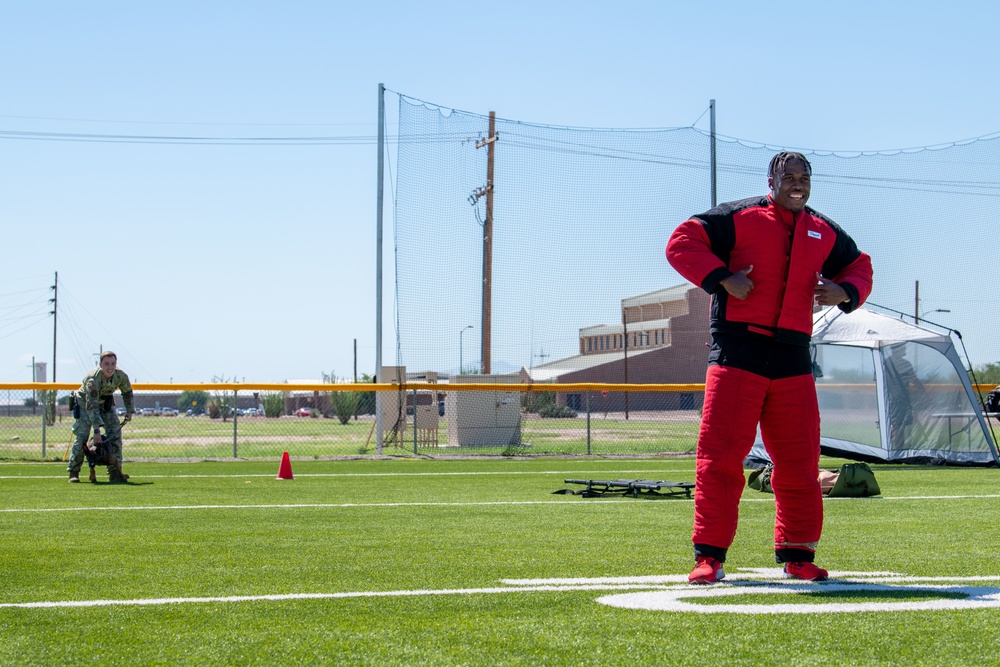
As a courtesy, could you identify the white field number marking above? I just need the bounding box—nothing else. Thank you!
[593,569,1000,614]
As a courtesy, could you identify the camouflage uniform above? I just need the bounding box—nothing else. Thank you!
[67,368,135,477]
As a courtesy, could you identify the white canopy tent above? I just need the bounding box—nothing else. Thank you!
[749,307,999,467]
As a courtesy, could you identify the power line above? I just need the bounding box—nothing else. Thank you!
[0,113,374,127]
[0,128,473,146]
[0,129,382,145]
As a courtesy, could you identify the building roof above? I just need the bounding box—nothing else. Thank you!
[621,284,691,308]
[522,347,658,382]
[580,317,673,336]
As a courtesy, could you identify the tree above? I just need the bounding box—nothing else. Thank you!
[355,373,375,415]
[178,390,210,414]
[208,375,235,421]
[972,363,1000,386]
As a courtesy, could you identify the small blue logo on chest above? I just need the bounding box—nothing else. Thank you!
[807,230,822,239]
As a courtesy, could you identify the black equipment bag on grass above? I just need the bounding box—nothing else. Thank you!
[827,462,880,497]
[748,462,880,497]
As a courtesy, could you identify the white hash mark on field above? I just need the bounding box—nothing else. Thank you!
[5,571,1000,613]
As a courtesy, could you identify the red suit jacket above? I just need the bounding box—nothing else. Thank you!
[667,195,873,346]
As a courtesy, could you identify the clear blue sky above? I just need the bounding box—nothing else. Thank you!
[2,1,997,383]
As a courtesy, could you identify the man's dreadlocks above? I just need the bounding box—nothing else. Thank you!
[768,151,812,179]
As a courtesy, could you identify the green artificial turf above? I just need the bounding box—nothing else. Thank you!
[2,458,1000,666]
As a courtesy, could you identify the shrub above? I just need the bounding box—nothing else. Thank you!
[522,390,555,413]
[538,403,577,418]
[261,391,286,418]
[330,391,356,425]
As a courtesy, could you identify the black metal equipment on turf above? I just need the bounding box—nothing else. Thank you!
[556,479,694,498]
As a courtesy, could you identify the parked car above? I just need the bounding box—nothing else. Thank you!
[116,407,127,416]
[294,407,313,417]
[161,408,179,417]
[139,408,155,416]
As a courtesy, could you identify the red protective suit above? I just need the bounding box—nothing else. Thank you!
[667,194,873,564]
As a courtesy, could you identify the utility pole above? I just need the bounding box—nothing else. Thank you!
[49,272,57,384]
[29,357,36,415]
[710,99,717,207]
[472,112,497,375]
[375,83,386,455]
[622,306,630,420]
[48,272,58,427]
[914,280,920,324]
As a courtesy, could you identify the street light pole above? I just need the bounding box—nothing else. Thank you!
[459,325,473,376]
[918,308,950,324]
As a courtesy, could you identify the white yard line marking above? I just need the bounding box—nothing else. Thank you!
[0,500,669,513]
[0,584,662,609]
[5,571,1000,613]
[4,493,1000,514]
[0,469,695,480]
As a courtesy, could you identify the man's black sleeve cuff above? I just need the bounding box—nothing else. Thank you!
[838,283,860,313]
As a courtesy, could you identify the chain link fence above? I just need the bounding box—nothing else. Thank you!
[0,383,703,461]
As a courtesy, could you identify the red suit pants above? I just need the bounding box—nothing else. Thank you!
[693,364,822,561]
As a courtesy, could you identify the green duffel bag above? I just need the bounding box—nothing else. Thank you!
[827,462,881,498]
[747,464,774,493]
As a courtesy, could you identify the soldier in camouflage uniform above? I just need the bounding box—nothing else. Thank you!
[67,351,136,483]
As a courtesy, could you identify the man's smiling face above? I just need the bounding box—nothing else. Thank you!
[769,158,811,213]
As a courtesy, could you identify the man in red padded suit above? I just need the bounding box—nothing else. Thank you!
[666,152,873,584]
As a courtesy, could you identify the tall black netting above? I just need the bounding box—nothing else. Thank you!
[393,93,1000,377]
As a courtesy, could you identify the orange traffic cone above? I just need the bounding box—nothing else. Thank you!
[276,451,294,480]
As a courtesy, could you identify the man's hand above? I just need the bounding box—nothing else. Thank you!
[123,412,133,424]
[814,272,849,306]
[720,265,754,300]
[92,433,103,447]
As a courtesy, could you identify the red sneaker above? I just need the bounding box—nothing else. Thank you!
[783,562,829,581]
[688,557,725,585]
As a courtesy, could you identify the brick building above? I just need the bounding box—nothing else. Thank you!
[519,284,710,411]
